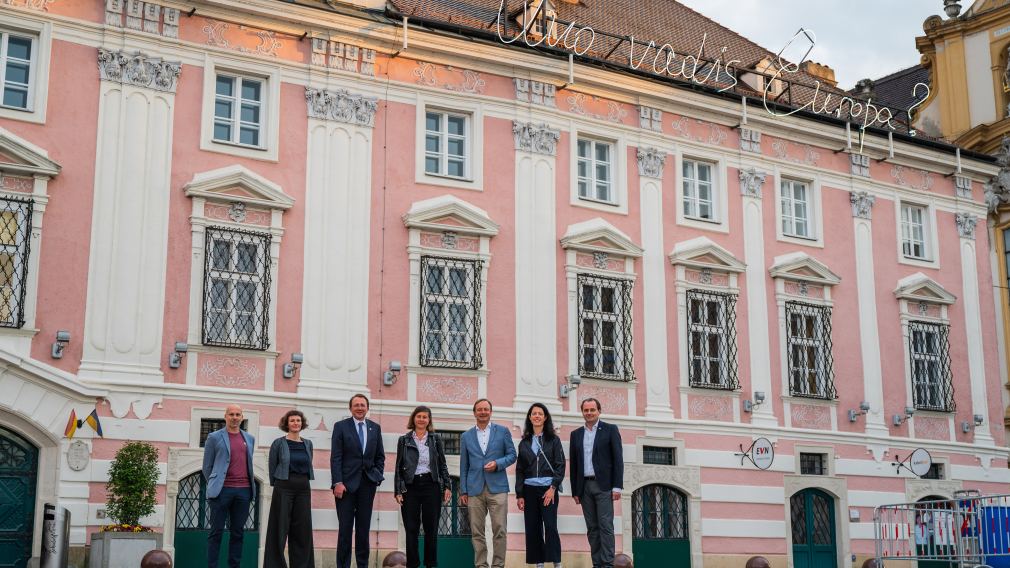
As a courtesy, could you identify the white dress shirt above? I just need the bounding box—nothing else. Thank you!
[353,417,367,451]
[476,424,491,454]
[413,431,431,474]
[582,421,598,477]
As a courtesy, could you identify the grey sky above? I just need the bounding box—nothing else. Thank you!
[676,0,945,89]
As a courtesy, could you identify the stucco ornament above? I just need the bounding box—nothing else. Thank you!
[738,167,766,198]
[955,212,977,240]
[985,137,1010,213]
[512,121,560,155]
[97,48,181,93]
[636,147,666,179]
[850,191,876,219]
[305,87,377,127]
[228,202,247,223]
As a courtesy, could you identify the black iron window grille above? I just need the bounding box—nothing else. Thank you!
[0,197,31,329]
[633,484,689,540]
[686,289,738,390]
[176,472,259,531]
[198,418,248,448]
[578,274,634,381]
[436,476,470,537]
[786,301,837,400]
[438,430,464,456]
[908,320,955,412]
[202,227,271,350]
[642,445,675,466]
[420,256,483,369]
[799,453,827,475]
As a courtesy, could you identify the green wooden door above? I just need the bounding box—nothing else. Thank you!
[419,476,472,568]
[631,485,691,567]
[790,489,836,568]
[174,472,260,568]
[0,426,37,568]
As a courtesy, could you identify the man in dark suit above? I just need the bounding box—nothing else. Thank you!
[569,397,623,568]
[331,393,385,568]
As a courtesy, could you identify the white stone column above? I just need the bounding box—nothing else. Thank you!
[739,168,776,426]
[637,148,674,420]
[80,49,181,383]
[512,121,560,408]
[298,88,377,398]
[850,191,888,435]
[955,213,995,445]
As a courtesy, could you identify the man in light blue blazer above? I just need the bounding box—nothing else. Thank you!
[202,404,256,568]
[460,398,516,568]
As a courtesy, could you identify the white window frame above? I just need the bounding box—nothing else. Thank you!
[423,109,470,181]
[682,158,717,222]
[212,74,264,149]
[0,14,50,124]
[568,126,628,214]
[576,137,615,205]
[414,94,484,191]
[419,256,482,368]
[200,57,280,161]
[674,152,728,232]
[896,200,939,268]
[774,169,823,247]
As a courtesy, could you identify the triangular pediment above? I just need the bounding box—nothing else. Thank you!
[184,165,294,210]
[668,237,745,273]
[403,195,499,237]
[769,252,841,286]
[894,272,956,305]
[560,218,643,258]
[0,127,60,178]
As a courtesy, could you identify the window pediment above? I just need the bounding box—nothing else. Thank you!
[894,272,956,305]
[561,218,643,258]
[668,237,744,273]
[184,165,293,210]
[769,252,840,286]
[0,127,60,178]
[403,195,499,237]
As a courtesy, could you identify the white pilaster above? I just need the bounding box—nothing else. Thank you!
[956,213,994,445]
[81,49,181,383]
[850,192,888,435]
[739,168,775,426]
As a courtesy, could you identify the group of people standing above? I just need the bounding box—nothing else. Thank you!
[201,395,624,568]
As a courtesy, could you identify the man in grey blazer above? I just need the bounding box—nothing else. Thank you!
[202,404,255,568]
[460,398,516,568]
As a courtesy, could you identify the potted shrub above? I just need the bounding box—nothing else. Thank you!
[89,441,164,568]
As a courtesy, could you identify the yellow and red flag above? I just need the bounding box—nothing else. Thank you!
[64,409,77,439]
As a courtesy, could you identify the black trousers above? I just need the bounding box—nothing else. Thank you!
[264,473,315,568]
[401,473,441,568]
[522,485,561,564]
[207,486,252,568]
[335,480,378,568]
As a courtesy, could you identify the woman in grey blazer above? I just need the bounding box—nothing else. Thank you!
[264,409,315,568]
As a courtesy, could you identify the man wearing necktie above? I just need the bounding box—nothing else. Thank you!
[331,393,385,568]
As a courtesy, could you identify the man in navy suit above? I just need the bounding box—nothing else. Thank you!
[202,404,255,568]
[331,393,385,568]
[459,398,516,568]
[569,398,623,568]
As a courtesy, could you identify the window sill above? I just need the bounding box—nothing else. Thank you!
[405,365,488,378]
[417,173,483,192]
[577,375,638,389]
[190,344,279,358]
[898,254,940,270]
[200,138,278,163]
[777,233,824,249]
[0,326,38,338]
[782,395,837,407]
[678,385,739,397]
[676,215,729,234]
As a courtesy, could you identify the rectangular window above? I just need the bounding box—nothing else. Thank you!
[786,301,836,399]
[682,159,715,221]
[425,110,469,179]
[908,320,954,412]
[642,445,675,466]
[420,256,483,369]
[921,463,945,480]
[439,430,464,456]
[578,274,633,380]
[799,452,827,475]
[901,204,929,260]
[0,196,31,328]
[577,138,614,204]
[686,289,739,390]
[780,179,812,238]
[202,227,271,350]
[0,31,34,110]
[213,74,263,147]
[198,418,247,447]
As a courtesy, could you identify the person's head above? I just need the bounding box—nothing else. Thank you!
[224,405,244,431]
[580,398,601,425]
[279,409,307,434]
[349,394,369,420]
[472,398,493,426]
[523,403,555,440]
[407,405,434,433]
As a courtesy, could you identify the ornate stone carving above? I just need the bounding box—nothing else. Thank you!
[567,93,628,124]
[954,175,972,198]
[850,153,871,177]
[514,79,555,107]
[639,106,662,131]
[738,167,766,198]
[739,127,761,153]
[623,464,701,494]
[311,39,375,75]
[414,61,485,94]
[918,302,930,316]
[418,376,476,404]
[699,268,713,285]
[441,231,457,249]
[4,0,55,11]
[891,165,934,192]
[97,48,181,93]
[671,116,727,145]
[202,19,284,58]
[772,139,821,166]
[688,396,733,421]
[592,252,609,269]
[798,282,809,296]
[915,416,950,441]
[850,191,876,219]
[512,121,560,155]
[304,88,377,127]
[228,202,246,223]
[985,139,1010,212]
[198,356,261,388]
[636,147,665,179]
[791,404,830,429]
[955,212,977,240]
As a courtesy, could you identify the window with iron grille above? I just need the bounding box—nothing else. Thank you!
[0,197,31,328]
[578,274,634,381]
[682,158,716,221]
[908,321,955,412]
[786,301,836,400]
[202,227,271,350]
[632,485,688,540]
[176,472,259,531]
[420,256,483,369]
[642,445,675,466]
[799,453,827,475]
[198,418,248,447]
[686,289,738,390]
[438,430,464,456]
[921,463,945,480]
[0,31,35,111]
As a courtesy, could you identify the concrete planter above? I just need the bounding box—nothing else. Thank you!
[89,531,163,568]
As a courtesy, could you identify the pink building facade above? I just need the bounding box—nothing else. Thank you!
[0,0,1006,566]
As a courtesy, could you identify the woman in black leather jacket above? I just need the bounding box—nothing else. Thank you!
[393,405,451,568]
[516,402,566,568]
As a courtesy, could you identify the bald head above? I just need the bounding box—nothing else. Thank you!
[224,405,244,432]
